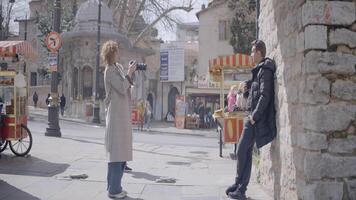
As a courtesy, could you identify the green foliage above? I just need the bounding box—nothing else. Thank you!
[36,0,76,50]
[228,0,257,54]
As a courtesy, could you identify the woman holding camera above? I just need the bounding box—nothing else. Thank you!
[102,40,136,199]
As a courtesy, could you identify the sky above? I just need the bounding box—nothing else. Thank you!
[155,0,210,41]
[10,0,210,41]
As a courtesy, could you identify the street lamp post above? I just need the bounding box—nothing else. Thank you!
[92,0,101,124]
[45,0,61,137]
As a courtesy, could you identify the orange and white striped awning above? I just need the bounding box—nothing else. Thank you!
[209,53,254,69]
[0,41,37,59]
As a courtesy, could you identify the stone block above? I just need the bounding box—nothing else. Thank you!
[304,181,344,200]
[332,80,356,101]
[330,28,356,48]
[304,152,323,179]
[302,103,356,133]
[299,75,330,105]
[304,152,356,179]
[297,132,327,151]
[302,1,355,26]
[304,25,327,50]
[303,51,356,75]
[346,180,356,200]
[323,155,356,178]
[328,136,356,154]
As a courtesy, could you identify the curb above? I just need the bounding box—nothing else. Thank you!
[29,114,218,138]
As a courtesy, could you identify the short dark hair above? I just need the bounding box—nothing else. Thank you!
[251,40,266,58]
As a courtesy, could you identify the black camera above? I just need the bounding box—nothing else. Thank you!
[129,60,147,71]
[136,63,147,71]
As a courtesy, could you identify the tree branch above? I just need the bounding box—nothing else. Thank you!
[133,4,193,46]
[127,0,146,33]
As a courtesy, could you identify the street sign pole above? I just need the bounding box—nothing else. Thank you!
[45,0,61,137]
[92,0,101,124]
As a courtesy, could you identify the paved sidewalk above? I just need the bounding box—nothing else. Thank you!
[28,106,218,137]
[0,118,273,200]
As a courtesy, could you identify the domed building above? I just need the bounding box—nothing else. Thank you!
[61,0,153,120]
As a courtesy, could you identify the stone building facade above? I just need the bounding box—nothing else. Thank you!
[257,0,356,199]
[61,0,152,120]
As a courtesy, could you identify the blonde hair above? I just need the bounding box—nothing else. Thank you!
[101,40,119,65]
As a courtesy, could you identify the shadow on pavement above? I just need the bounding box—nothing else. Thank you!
[189,151,209,154]
[0,180,40,200]
[166,161,191,166]
[127,171,161,182]
[0,154,69,177]
[124,197,144,200]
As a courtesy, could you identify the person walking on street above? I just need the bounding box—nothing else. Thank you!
[33,92,38,108]
[60,94,66,116]
[145,100,152,130]
[103,40,136,199]
[137,99,145,131]
[226,40,277,200]
[45,93,50,106]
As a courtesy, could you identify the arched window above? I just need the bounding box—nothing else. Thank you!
[82,66,93,99]
[73,68,79,99]
[168,87,179,117]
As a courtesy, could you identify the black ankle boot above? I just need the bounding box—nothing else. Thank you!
[225,184,238,196]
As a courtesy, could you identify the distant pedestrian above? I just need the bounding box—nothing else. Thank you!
[137,99,145,131]
[102,40,136,199]
[0,97,3,114]
[60,94,66,116]
[32,92,38,108]
[45,93,50,106]
[145,100,152,130]
[226,40,277,200]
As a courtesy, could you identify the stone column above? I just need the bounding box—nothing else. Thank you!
[258,0,356,199]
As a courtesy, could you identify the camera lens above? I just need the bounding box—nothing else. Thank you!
[136,63,147,71]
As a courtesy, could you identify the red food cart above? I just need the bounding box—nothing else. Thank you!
[209,53,254,157]
[0,41,37,156]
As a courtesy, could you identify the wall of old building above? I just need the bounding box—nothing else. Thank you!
[258,0,356,199]
[197,2,234,78]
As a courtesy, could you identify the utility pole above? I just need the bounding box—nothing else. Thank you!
[45,0,61,137]
[0,2,3,41]
[92,0,101,124]
[256,0,260,39]
[24,14,27,40]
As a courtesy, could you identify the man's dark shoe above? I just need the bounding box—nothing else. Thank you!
[228,189,246,200]
[124,165,132,172]
[225,184,238,196]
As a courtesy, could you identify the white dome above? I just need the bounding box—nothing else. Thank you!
[75,0,113,24]
[62,0,132,48]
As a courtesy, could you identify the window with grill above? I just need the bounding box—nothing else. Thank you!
[30,72,37,86]
[219,20,230,41]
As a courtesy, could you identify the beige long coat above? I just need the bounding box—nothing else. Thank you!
[104,63,133,162]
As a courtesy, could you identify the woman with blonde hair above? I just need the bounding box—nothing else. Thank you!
[102,40,136,199]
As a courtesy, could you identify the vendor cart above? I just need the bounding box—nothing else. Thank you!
[0,41,37,156]
[209,53,254,157]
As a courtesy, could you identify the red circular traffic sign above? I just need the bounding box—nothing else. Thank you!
[45,31,62,52]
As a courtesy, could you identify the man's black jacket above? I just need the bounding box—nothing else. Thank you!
[246,58,277,148]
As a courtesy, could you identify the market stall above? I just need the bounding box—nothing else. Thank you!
[209,53,254,157]
[0,41,37,156]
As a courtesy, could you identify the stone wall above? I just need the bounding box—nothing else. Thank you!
[258,0,356,199]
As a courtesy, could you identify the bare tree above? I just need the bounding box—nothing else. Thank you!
[0,0,15,40]
[106,0,194,46]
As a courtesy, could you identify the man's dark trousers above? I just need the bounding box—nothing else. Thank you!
[235,117,256,194]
